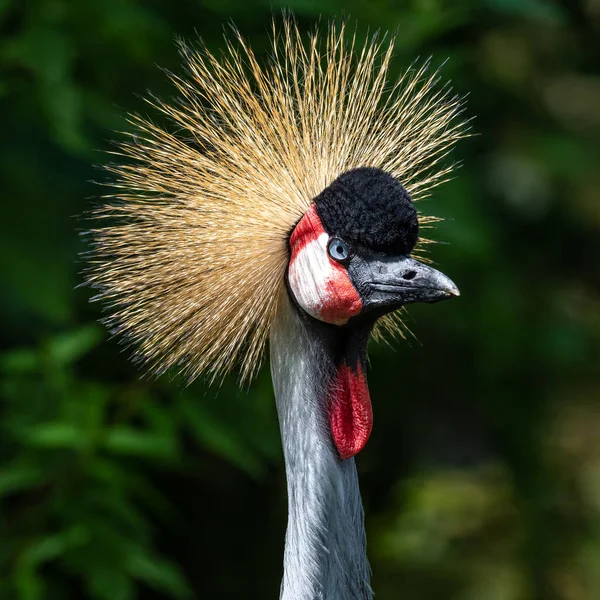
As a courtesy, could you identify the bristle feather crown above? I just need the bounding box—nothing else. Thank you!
[86,17,467,384]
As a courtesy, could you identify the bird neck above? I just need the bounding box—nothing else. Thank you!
[270,295,373,600]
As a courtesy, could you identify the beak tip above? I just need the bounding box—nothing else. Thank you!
[438,273,460,298]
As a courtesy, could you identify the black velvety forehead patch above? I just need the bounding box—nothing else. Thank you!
[313,167,419,255]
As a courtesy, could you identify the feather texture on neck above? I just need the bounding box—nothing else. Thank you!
[270,295,372,600]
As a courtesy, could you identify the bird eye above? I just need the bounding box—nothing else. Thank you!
[328,238,351,263]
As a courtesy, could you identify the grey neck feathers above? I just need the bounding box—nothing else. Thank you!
[270,295,372,600]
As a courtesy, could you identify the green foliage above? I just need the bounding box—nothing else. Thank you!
[1,0,599,598]
[0,324,278,598]
[0,327,186,599]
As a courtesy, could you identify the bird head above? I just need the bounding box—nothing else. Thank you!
[86,18,467,404]
[283,167,459,460]
[287,167,458,328]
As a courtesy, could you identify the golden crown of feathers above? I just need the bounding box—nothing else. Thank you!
[86,17,467,384]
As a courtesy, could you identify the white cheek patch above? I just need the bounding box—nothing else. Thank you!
[287,206,363,326]
[288,233,342,323]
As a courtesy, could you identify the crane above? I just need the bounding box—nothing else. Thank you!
[87,17,466,600]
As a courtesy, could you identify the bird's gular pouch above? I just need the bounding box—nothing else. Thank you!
[287,205,362,325]
[328,359,372,460]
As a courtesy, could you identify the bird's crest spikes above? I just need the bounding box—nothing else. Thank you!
[86,17,467,384]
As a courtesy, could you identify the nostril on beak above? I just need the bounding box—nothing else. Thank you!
[402,270,417,281]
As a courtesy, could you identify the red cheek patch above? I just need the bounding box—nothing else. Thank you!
[328,362,373,459]
[289,204,324,255]
[320,263,363,323]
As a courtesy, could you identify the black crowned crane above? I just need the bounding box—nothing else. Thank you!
[87,17,466,600]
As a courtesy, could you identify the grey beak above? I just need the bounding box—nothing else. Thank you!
[349,255,459,311]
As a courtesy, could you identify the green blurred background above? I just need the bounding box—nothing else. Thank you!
[1,0,599,598]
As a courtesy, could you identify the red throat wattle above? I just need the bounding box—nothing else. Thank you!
[328,363,373,460]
